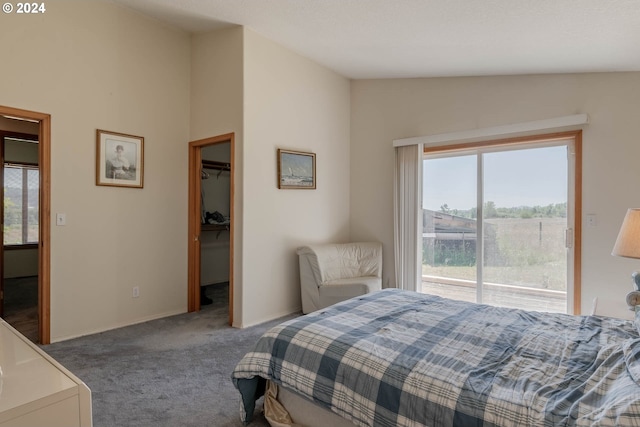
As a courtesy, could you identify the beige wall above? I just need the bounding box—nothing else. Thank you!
[190,27,245,323]
[0,1,191,341]
[5,139,38,164]
[6,1,633,337]
[2,8,349,337]
[4,250,38,278]
[190,27,351,327]
[351,73,640,318]
[242,29,351,326]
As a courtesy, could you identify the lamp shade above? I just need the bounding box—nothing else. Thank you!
[612,209,640,259]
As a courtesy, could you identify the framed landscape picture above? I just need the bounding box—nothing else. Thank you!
[277,149,316,189]
[96,129,144,188]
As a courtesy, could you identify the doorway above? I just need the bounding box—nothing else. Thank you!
[1,130,39,342]
[421,131,581,314]
[188,133,234,325]
[0,105,51,344]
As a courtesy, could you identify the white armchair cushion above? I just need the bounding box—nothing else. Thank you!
[315,243,381,282]
[297,242,382,313]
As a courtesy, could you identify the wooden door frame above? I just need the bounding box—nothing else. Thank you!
[0,131,3,318]
[423,130,582,314]
[0,105,51,344]
[188,133,234,325]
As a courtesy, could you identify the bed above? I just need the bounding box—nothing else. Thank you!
[232,288,640,427]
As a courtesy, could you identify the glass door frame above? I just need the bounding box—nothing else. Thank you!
[423,130,582,314]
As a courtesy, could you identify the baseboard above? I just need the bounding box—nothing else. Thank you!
[235,307,302,329]
[50,308,187,343]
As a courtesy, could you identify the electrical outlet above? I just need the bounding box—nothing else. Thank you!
[132,286,140,298]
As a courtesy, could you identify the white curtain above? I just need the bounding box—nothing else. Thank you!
[393,143,422,291]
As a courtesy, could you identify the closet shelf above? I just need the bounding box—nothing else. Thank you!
[202,160,231,179]
[202,160,230,171]
[201,223,230,232]
[201,222,230,239]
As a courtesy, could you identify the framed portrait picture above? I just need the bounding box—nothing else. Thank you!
[277,149,316,189]
[96,129,144,188]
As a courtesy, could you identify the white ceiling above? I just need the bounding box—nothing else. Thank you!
[111,0,640,79]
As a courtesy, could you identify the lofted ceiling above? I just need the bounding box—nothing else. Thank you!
[110,0,640,79]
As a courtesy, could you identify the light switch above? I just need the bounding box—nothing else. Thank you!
[56,213,66,226]
[586,214,597,227]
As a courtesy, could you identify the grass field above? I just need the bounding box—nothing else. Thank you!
[423,217,567,291]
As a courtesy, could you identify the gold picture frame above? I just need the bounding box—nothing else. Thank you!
[277,149,316,189]
[96,129,144,188]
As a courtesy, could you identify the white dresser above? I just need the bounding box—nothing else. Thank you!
[0,319,92,427]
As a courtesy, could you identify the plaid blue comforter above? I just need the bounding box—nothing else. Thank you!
[232,288,640,426]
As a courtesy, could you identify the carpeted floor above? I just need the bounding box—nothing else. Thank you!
[42,284,299,427]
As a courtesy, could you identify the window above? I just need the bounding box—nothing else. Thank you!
[421,134,580,314]
[4,163,39,245]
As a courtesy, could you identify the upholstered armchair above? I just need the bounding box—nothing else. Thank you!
[296,242,383,314]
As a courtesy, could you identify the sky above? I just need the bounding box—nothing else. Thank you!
[423,145,568,211]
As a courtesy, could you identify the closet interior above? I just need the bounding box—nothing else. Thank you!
[199,142,230,305]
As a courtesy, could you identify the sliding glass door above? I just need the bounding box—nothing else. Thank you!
[422,154,478,303]
[422,140,573,313]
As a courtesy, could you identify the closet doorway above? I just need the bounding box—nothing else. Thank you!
[0,105,51,344]
[188,133,234,325]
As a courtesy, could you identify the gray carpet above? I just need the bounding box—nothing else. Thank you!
[42,284,299,427]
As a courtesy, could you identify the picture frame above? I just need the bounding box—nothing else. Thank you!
[96,129,144,188]
[277,149,316,189]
